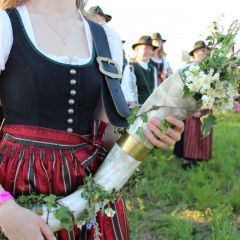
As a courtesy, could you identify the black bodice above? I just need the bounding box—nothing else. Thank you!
[0,9,102,135]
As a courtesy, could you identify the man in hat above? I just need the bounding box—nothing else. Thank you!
[189,40,209,64]
[88,6,112,25]
[174,40,212,169]
[87,6,123,72]
[121,35,158,106]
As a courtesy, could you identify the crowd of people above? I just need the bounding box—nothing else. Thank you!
[90,7,213,170]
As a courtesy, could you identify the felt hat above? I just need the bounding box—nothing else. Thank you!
[88,6,112,22]
[152,32,166,42]
[189,41,209,56]
[132,36,158,50]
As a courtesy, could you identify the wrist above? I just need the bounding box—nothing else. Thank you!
[0,192,14,204]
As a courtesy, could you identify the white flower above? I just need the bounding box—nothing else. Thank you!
[199,71,205,76]
[208,68,214,76]
[215,89,227,98]
[105,207,116,218]
[201,94,214,109]
[185,71,192,77]
[225,100,234,109]
[189,64,200,72]
[185,75,194,83]
[76,220,86,229]
[200,88,207,94]
[212,72,220,81]
[192,77,203,91]
[227,89,239,98]
[215,81,224,89]
[202,75,212,90]
[186,83,198,92]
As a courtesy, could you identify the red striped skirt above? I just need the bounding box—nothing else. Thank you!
[183,110,213,160]
[0,121,129,240]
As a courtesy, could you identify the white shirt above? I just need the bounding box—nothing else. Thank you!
[0,5,123,72]
[121,58,157,103]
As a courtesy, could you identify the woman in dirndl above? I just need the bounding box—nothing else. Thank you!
[174,41,213,169]
[0,0,184,239]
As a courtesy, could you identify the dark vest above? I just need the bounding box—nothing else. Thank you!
[132,61,155,104]
[150,58,163,76]
[0,9,102,135]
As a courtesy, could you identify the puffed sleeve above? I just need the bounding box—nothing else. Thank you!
[0,9,13,72]
[153,67,158,90]
[121,64,135,103]
[102,25,123,73]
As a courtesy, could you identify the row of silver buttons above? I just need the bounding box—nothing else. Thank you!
[67,69,77,133]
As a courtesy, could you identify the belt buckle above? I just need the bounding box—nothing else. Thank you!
[97,56,123,79]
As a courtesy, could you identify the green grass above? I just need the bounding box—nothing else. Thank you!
[126,110,240,240]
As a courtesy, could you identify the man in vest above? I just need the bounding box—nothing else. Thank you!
[121,36,158,106]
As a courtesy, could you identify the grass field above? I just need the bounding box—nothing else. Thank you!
[126,110,240,240]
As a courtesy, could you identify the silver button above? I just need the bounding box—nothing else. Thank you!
[68,99,75,105]
[70,69,76,75]
[67,118,73,124]
[70,79,77,85]
[68,108,74,114]
[70,90,76,96]
[67,128,73,133]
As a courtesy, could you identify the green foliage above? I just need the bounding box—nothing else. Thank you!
[183,85,196,99]
[127,106,139,124]
[201,113,217,138]
[136,127,144,142]
[140,112,148,123]
[200,20,240,80]
[161,119,170,136]
[54,206,75,231]
[43,194,57,212]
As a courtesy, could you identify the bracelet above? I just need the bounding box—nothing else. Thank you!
[0,191,14,204]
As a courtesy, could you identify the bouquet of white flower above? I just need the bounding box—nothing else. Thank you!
[181,20,240,136]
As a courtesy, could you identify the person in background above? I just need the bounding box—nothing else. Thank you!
[121,35,158,106]
[87,5,111,26]
[88,5,123,73]
[122,40,128,73]
[174,40,213,169]
[150,32,168,85]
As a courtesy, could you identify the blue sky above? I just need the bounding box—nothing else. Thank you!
[86,0,240,70]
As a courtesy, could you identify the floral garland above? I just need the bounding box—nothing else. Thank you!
[0,172,146,240]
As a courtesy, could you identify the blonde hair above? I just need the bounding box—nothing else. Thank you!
[0,0,88,11]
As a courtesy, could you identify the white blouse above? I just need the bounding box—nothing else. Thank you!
[121,59,157,103]
[0,5,123,72]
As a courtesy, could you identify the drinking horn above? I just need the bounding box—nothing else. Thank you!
[39,69,202,231]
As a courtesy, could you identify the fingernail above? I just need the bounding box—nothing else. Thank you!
[147,123,153,127]
[152,117,158,123]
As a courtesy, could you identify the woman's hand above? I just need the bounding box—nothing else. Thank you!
[146,116,184,149]
[0,200,56,240]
